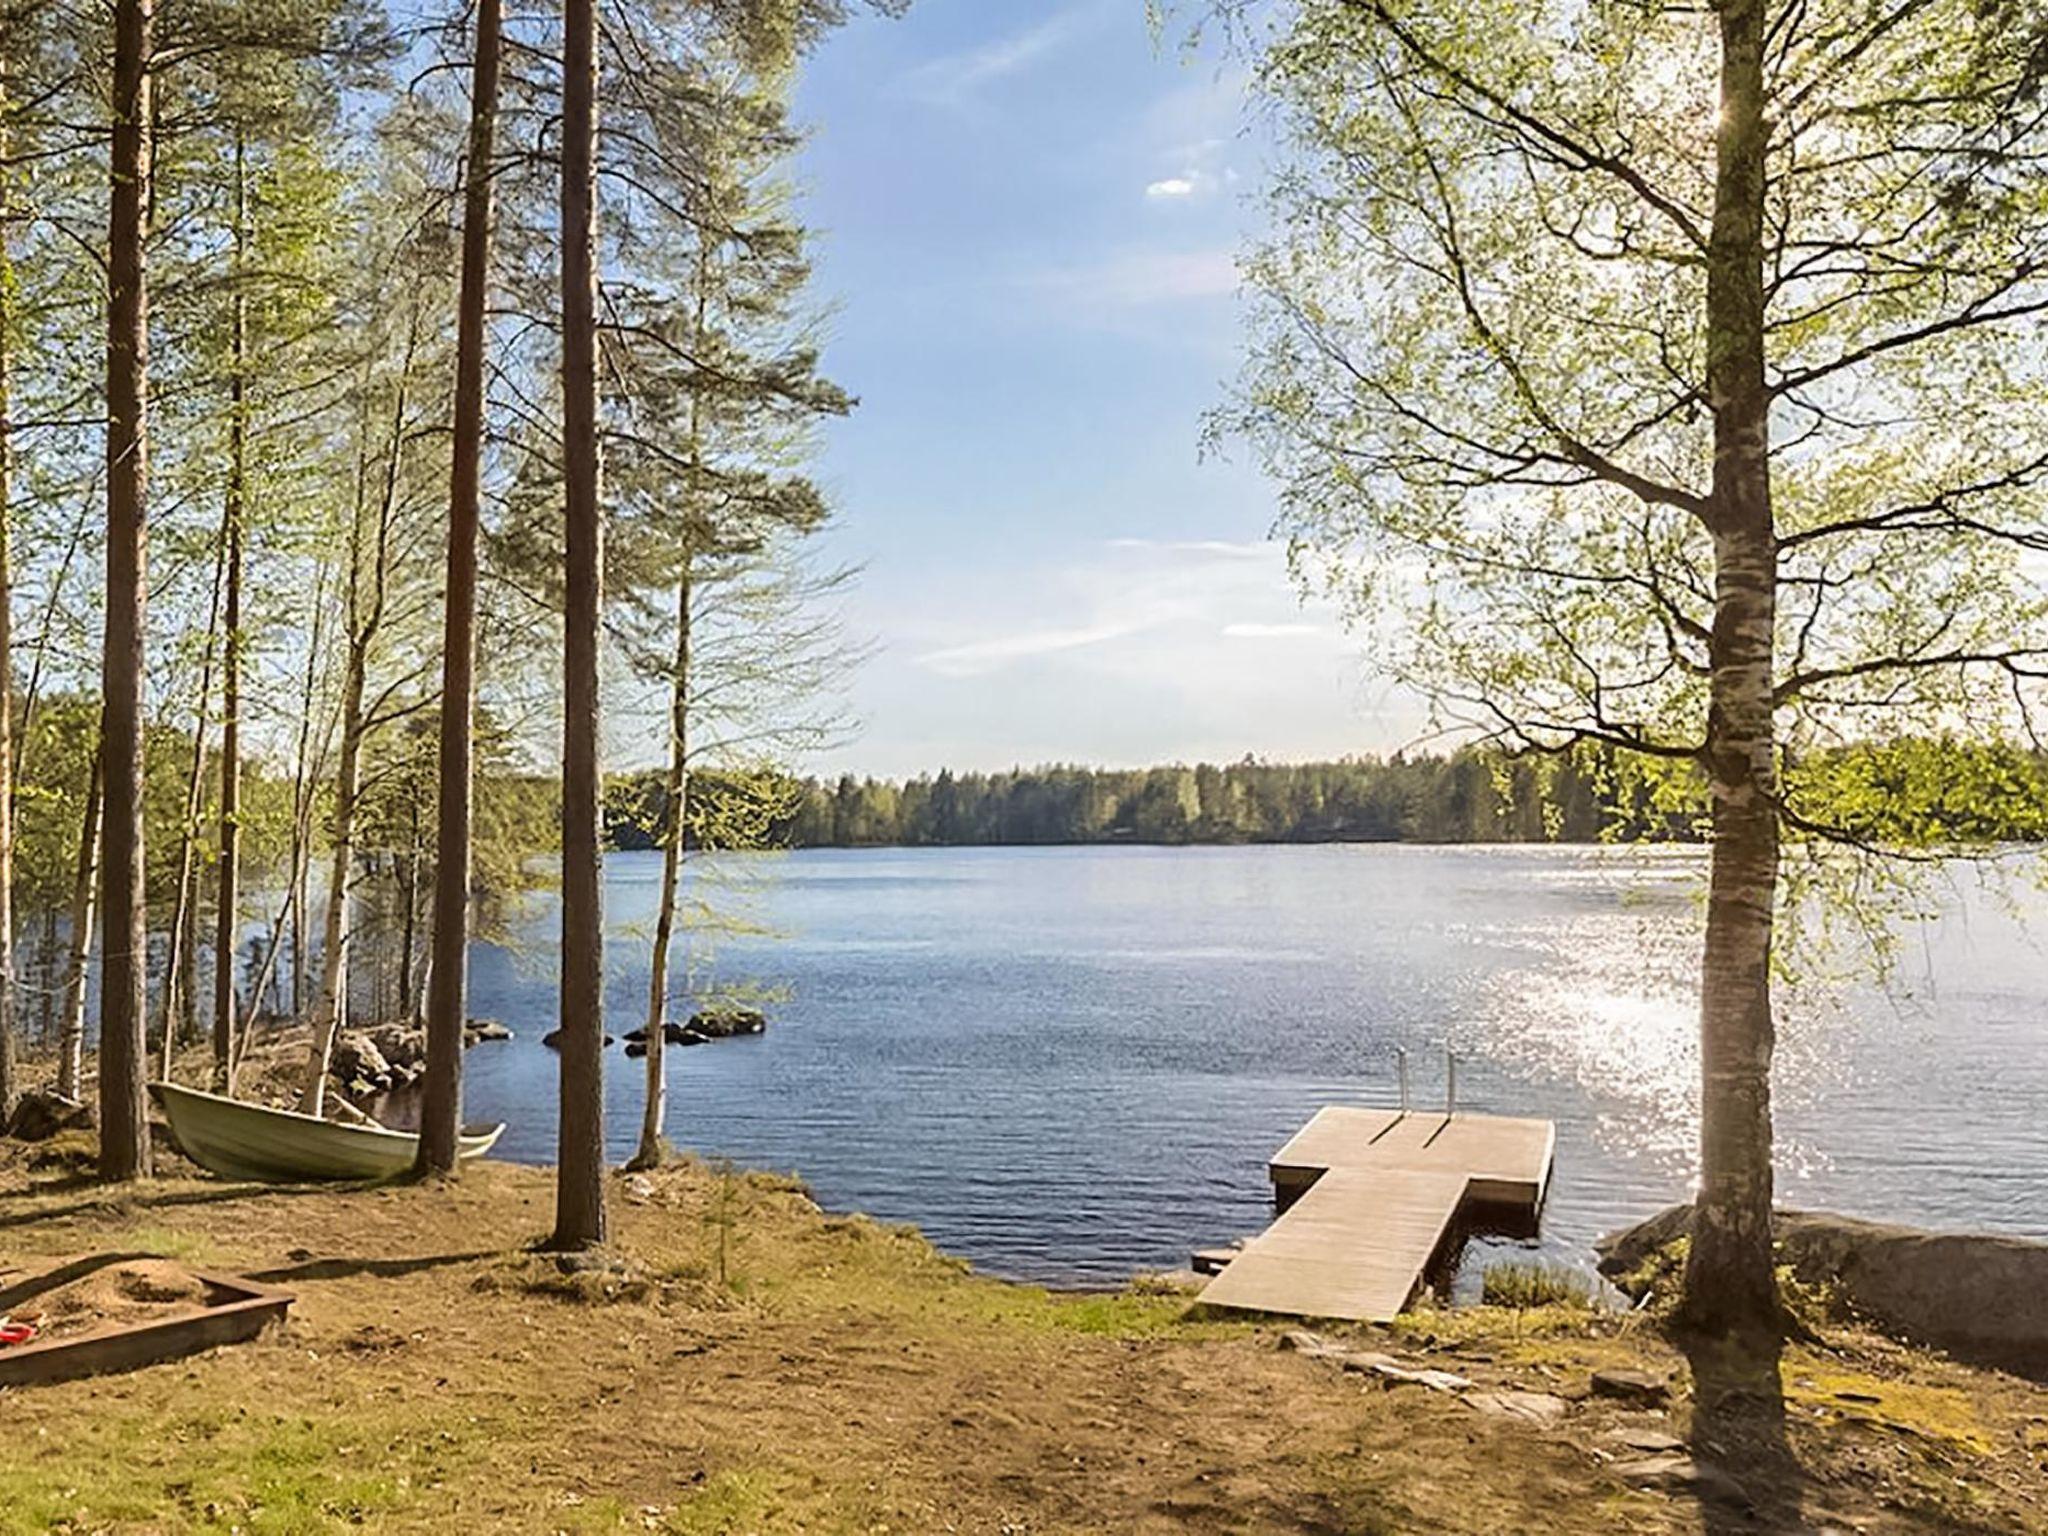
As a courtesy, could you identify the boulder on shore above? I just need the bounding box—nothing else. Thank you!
[1599,1204,2048,1378]
[7,1088,94,1142]
[331,1030,395,1093]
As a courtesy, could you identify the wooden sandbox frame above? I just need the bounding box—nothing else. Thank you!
[0,1255,293,1389]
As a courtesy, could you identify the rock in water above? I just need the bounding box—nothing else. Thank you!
[687,1006,766,1039]
[464,1018,513,1044]
[542,1028,616,1050]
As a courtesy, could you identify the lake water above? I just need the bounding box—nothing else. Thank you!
[443,844,2047,1286]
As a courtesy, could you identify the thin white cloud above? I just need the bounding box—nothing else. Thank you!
[916,617,1155,678]
[1146,176,1197,199]
[896,10,1092,107]
[1028,249,1239,310]
[1223,622,1328,639]
[909,539,1336,681]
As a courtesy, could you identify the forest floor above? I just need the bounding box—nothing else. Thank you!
[1,1134,2045,1535]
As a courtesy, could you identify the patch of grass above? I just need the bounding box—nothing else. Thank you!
[659,1465,894,1536]
[0,1405,458,1535]
[1392,1302,1604,1350]
[1481,1260,1595,1311]
[120,1224,228,1267]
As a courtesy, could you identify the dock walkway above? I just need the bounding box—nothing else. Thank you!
[1197,1105,1555,1323]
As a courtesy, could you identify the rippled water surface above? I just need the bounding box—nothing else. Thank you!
[445,845,2047,1284]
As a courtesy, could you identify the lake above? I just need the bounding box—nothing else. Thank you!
[444,844,2047,1286]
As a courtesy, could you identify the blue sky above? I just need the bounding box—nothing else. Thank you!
[790,1,1419,776]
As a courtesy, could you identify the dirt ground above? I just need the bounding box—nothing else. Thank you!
[1,1136,2044,1535]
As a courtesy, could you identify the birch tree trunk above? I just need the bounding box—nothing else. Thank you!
[417,0,503,1175]
[58,751,103,1101]
[552,0,607,1246]
[99,0,153,1180]
[1682,0,1781,1340]
[630,567,690,1170]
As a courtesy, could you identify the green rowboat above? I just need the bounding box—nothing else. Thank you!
[150,1081,504,1183]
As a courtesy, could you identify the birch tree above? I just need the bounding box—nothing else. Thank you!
[1220,0,2048,1339]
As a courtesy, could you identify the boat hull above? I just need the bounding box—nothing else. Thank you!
[150,1081,503,1183]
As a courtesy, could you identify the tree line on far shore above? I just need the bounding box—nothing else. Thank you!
[608,738,2048,852]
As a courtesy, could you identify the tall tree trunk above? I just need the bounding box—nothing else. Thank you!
[289,544,331,1021]
[0,54,16,1131]
[37,907,55,1049]
[99,0,153,1180]
[212,135,248,1092]
[630,566,690,1171]
[161,531,226,1076]
[298,672,363,1113]
[301,305,413,1115]
[398,828,419,1023]
[552,0,607,1247]
[1682,0,1780,1341]
[58,750,103,1101]
[417,0,503,1175]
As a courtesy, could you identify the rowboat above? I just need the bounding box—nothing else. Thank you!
[150,1081,504,1183]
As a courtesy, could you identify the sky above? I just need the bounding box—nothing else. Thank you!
[785,0,1424,778]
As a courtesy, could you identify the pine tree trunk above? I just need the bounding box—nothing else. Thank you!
[417,0,503,1174]
[99,0,153,1180]
[630,567,690,1171]
[1681,0,1781,1341]
[552,0,607,1247]
[212,137,248,1093]
[58,750,103,1101]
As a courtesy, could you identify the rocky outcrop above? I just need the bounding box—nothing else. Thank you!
[1599,1204,2048,1377]
[331,1031,396,1095]
[329,1018,511,1093]
[6,1089,94,1142]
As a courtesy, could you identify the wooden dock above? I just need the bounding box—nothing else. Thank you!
[1197,1105,1555,1323]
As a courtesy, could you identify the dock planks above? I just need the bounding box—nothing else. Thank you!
[1197,1105,1555,1323]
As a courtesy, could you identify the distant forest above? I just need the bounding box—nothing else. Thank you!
[603,738,2048,853]
[605,750,1675,850]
